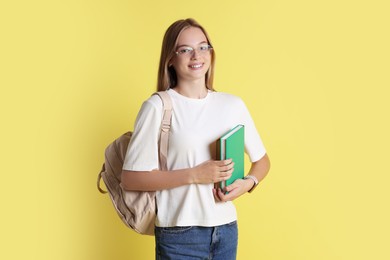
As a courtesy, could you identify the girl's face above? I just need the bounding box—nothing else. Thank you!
[170,27,212,85]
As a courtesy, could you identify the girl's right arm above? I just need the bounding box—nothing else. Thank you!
[121,159,234,191]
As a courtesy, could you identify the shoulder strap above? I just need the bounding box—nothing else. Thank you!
[154,91,173,171]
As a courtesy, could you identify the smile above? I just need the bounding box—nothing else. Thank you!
[189,63,203,69]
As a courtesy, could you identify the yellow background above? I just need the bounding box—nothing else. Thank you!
[1,0,389,259]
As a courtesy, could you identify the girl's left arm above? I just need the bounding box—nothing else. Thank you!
[213,153,270,202]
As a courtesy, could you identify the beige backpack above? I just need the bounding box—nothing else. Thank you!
[97,91,172,235]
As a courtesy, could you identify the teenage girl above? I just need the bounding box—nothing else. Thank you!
[121,18,271,260]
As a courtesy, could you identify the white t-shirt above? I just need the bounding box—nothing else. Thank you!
[123,89,266,227]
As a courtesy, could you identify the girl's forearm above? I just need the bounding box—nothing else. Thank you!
[121,168,193,191]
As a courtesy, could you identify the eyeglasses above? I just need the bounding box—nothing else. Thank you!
[175,44,213,56]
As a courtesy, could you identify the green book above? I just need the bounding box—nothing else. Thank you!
[216,125,245,191]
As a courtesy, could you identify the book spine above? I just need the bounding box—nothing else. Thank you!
[215,139,226,190]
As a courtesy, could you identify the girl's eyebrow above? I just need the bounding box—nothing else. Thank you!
[176,41,208,48]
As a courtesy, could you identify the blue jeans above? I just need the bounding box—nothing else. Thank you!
[155,221,238,260]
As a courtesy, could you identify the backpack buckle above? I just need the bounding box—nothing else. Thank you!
[161,120,171,132]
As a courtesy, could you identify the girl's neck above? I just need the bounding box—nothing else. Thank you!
[174,82,208,99]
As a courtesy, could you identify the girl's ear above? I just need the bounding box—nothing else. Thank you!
[168,57,175,67]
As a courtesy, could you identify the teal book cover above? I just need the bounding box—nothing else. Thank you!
[216,125,245,190]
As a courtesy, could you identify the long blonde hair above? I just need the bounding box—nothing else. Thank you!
[157,18,216,91]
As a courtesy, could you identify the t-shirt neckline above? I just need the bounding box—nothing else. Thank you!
[168,88,213,102]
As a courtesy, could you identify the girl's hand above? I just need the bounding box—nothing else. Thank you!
[213,178,255,202]
[191,159,234,184]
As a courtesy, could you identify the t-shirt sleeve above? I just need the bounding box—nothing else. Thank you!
[237,98,267,162]
[122,97,162,171]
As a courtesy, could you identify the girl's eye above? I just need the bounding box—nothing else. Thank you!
[199,45,209,51]
[179,48,192,54]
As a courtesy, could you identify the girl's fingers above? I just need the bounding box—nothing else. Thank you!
[213,188,222,202]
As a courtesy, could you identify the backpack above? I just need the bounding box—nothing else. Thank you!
[97,91,172,235]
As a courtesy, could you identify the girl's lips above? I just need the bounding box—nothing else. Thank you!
[188,63,204,69]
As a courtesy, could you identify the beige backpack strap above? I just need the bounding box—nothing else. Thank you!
[154,91,173,171]
[97,169,107,194]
